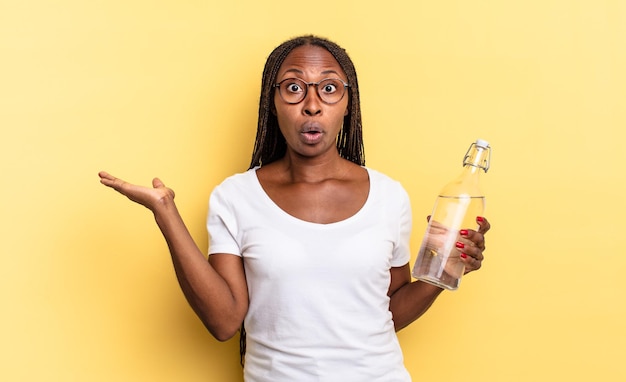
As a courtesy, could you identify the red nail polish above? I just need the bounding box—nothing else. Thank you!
[460,229,469,236]
[455,242,465,249]
[476,216,484,222]
[460,253,468,259]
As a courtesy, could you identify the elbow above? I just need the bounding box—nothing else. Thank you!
[198,313,245,342]
[204,318,244,342]
[393,318,409,333]
[188,296,248,342]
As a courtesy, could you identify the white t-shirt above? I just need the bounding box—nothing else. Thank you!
[208,167,412,382]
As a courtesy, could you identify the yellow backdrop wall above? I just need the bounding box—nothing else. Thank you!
[2,1,625,381]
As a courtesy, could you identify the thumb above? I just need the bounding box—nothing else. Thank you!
[152,177,165,189]
[152,177,175,199]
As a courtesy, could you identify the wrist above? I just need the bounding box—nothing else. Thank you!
[152,195,179,221]
[417,279,446,295]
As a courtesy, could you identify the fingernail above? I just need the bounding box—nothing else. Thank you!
[460,253,468,259]
[455,242,465,249]
[476,216,484,223]
[460,229,469,236]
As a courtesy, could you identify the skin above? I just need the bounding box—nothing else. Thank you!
[258,45,366,225]
[98,44,490,341]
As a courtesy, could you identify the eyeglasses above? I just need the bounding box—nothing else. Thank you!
[274,78,350,105]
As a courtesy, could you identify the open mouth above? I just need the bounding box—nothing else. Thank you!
[300,123,324,142]
[303,130,321,136]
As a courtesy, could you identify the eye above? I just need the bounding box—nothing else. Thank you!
[285,81,304,94]
[320,80,339,94]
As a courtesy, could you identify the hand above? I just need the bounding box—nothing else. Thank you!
[458,216,490,274]
[422,215,490,278]
[98,171,175,212]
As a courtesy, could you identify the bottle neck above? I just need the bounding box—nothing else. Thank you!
[439,142,490,197]
[462,163,482,176]
[463,142,490,173]
[440,166,482,197]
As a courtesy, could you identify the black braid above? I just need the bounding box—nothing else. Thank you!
[241,35,365,368]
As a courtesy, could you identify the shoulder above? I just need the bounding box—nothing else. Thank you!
[366,167,407,195]
[365,167,412,213]
[210,168,259,203]
[214,168,258,190]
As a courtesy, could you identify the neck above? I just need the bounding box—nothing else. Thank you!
[276,150,350,183]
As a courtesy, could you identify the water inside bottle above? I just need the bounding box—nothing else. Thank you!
[412,196,484,290]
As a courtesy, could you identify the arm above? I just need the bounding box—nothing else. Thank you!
[388,217,490,331]
[388,265,443,331]
[98,171,248,341]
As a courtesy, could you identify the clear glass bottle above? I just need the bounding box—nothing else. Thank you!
[412,139,491,290]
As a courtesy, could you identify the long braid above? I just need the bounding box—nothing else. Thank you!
[241,35,365,367]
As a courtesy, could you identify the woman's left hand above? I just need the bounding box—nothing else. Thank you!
[459,216,491,274]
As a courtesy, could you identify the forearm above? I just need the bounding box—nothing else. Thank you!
[389,280,444,331]
[152,199,243,340]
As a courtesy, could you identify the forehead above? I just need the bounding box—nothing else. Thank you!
[277,45,346,78]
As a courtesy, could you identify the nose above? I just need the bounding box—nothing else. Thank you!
[303,84,322,116]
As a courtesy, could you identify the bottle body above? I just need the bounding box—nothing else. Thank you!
[412,195,484,290]
[412,139,490,291]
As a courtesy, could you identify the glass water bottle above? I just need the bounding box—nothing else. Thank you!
[412,139,491,290]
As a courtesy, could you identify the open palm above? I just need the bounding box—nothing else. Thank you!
[98,171,175,211]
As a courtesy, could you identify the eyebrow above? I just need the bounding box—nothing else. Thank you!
[280,68,344,78]
[283,69,303,75]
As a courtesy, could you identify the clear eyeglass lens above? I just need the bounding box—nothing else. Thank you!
[278,78,346,104]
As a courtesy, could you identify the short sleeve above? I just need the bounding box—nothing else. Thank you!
[207,185,242,256]
[390,184,412,267]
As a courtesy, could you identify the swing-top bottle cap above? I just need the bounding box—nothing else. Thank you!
[475,139,490,149]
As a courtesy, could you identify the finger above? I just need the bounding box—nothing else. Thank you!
[428,219,449,235]
[98,171,123,188]
[457,239,484,261]
[459,219,488,273]
[457,244,484,275]
[462,253,483,272]
[98,171,138,198]
[477,216,491,235]
[98,171,114,183]
[152,178,175,199]
[152,177,165,189]
[460,228,485,252]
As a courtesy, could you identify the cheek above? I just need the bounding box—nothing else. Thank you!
[339,101,349,118]
[274,109,293,137]
[340,97,350,116]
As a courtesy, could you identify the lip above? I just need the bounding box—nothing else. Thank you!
[299,122,324,144]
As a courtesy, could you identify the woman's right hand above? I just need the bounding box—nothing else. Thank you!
[98,171,175,212]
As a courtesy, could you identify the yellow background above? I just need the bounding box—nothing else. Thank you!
[2,0,624,381]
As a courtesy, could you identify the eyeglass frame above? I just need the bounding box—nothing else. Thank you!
[273,77,350,105]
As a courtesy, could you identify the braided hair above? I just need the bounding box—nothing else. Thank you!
[240,35,365,367]
[248,35,365,169]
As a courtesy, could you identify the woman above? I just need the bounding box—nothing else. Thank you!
[99,35,489,381]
